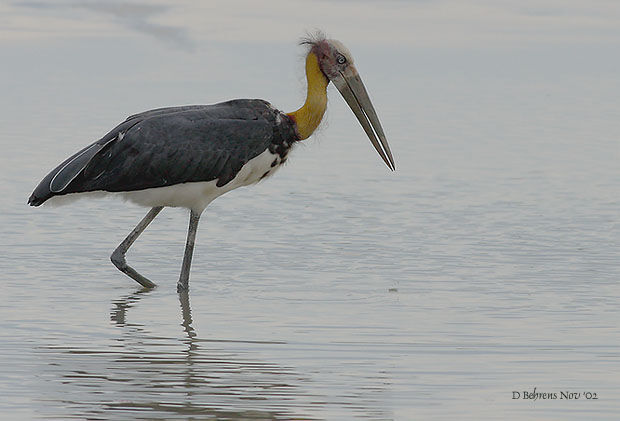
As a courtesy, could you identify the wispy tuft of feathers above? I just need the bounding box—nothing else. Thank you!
[299,30,327,49]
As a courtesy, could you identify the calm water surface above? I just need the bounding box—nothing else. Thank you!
[1,3,620,420]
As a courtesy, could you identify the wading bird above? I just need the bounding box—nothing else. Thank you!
[28,33,395,292]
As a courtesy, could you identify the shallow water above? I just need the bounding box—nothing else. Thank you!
[2,2,620,420]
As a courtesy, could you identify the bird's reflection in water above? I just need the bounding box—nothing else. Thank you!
[38,288,310,420]
[178,290,197,342]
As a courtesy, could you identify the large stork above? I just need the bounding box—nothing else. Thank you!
[28,34,395,292]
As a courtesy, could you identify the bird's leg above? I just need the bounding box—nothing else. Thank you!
[177,209,201,292]
[110,206,164,288]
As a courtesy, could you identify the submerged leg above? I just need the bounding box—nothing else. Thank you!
[111,206,164,288]
[177,209,201,292]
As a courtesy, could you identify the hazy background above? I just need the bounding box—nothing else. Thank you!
[1,1,619,419]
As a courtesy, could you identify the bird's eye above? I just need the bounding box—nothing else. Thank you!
[336,55,346,65]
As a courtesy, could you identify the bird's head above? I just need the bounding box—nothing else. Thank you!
[307,37,354,80]
[302,34,395,171]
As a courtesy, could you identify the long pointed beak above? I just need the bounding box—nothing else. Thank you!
[332,66,395,171]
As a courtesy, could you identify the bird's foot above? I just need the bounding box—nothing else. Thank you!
[111,250,157,289]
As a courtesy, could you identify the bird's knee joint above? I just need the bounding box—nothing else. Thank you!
[110,250,126,269]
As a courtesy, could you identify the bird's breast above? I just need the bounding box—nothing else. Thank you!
[240,144,291,185]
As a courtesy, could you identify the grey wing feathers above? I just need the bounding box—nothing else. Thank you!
[28,99,296,206]
[49,139,113,193]
[28,117,141,206]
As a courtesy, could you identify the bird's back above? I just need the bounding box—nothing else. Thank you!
[28,99,298,206]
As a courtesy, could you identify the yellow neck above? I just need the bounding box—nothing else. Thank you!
[287,52,329,140]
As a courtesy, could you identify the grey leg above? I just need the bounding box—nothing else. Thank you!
[177,209,201,292]
[111,206,163,288]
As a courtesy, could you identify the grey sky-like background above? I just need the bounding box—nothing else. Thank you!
[3,0,620,47]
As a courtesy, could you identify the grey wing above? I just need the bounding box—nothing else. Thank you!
[28,100,285,205]
[77,113,275,192]
[27,118,141,206]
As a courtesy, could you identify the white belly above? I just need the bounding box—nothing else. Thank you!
[46,149,286,213]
